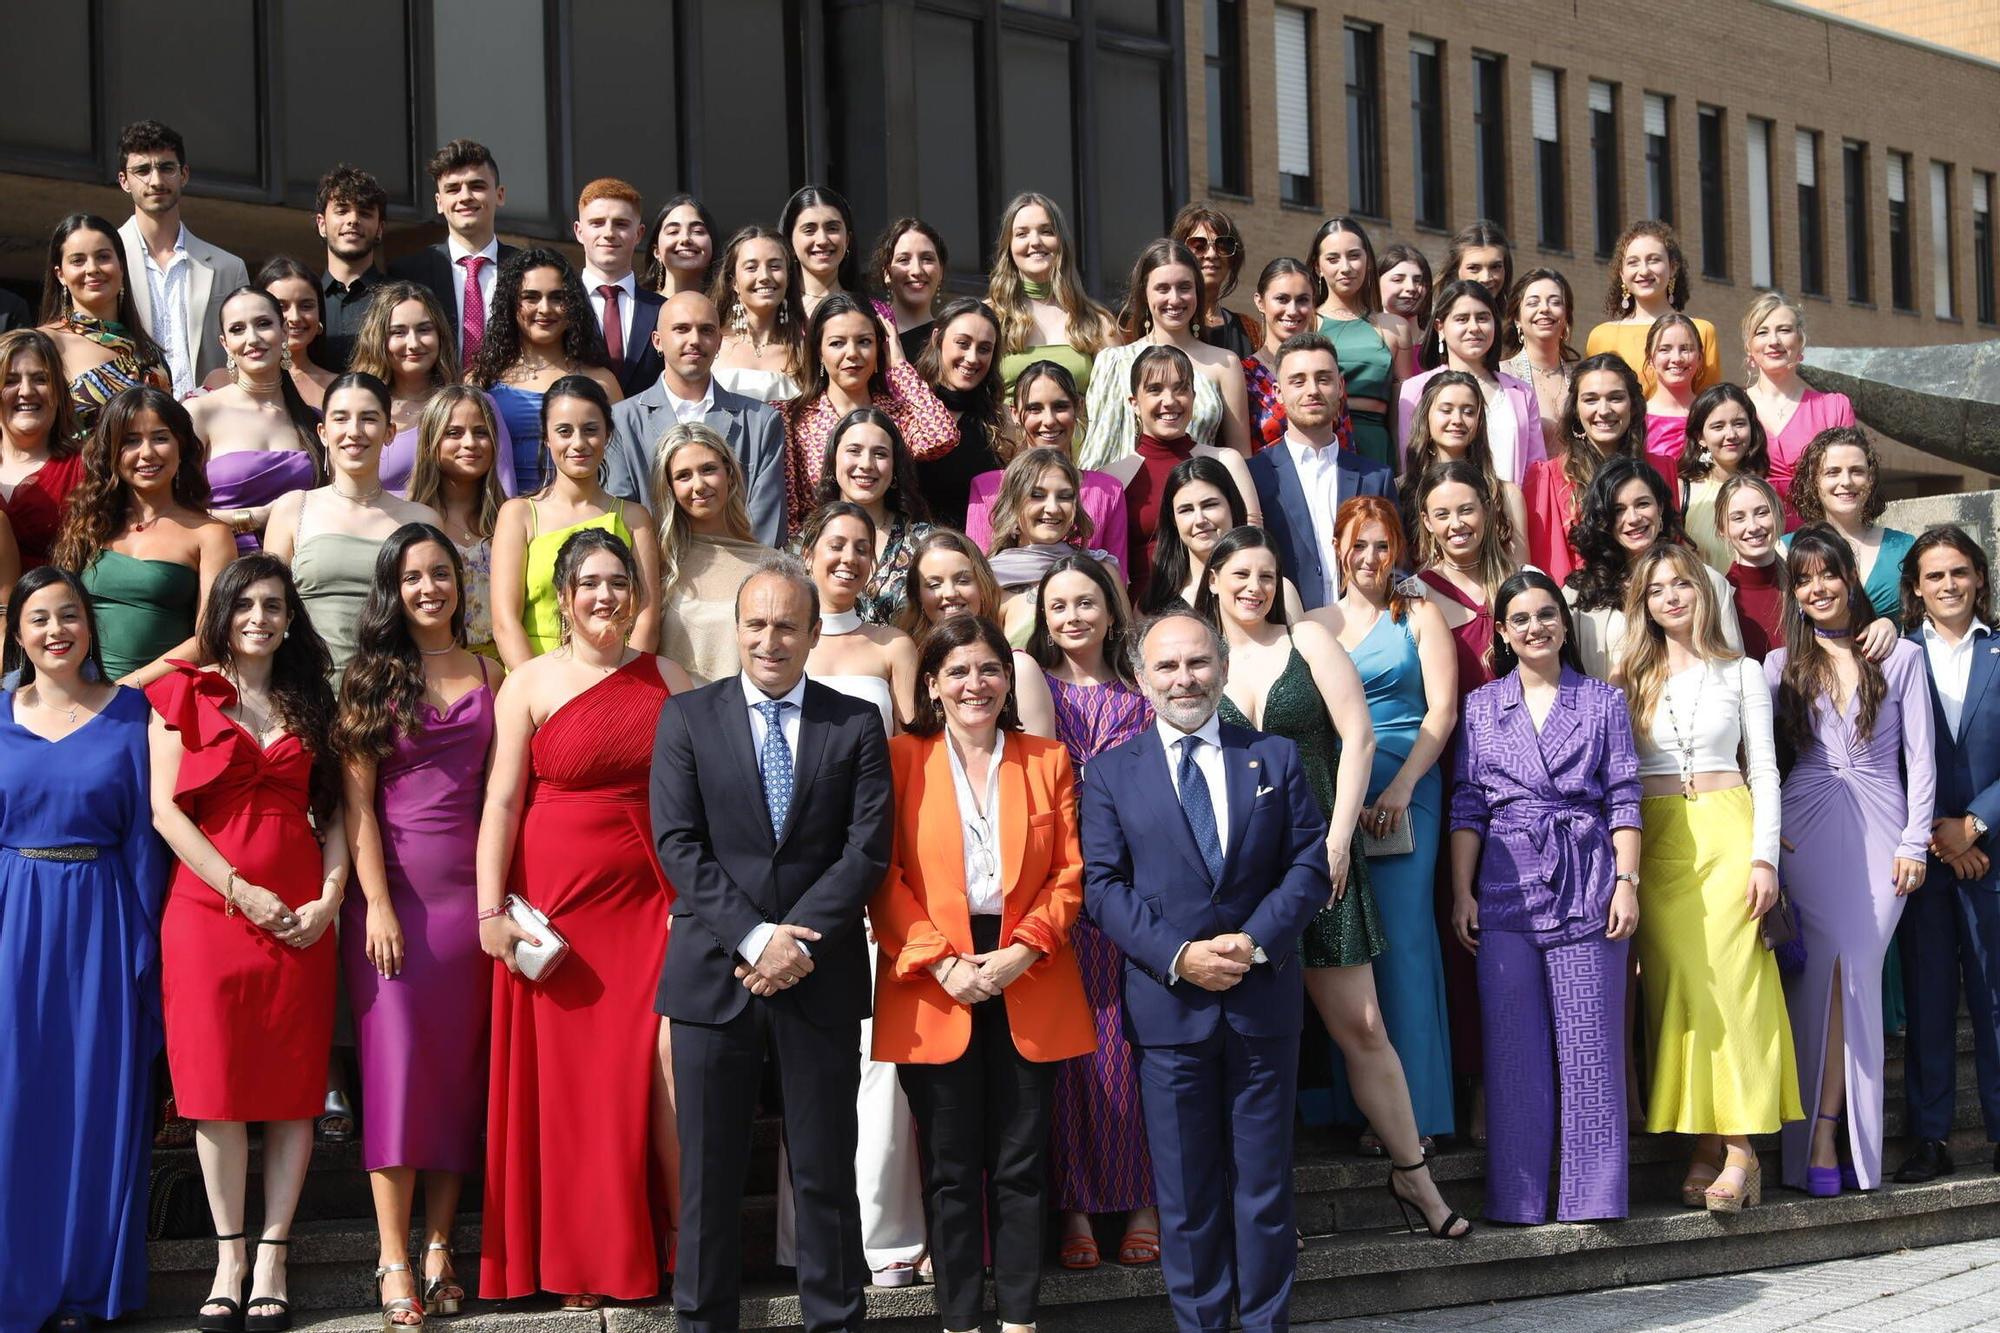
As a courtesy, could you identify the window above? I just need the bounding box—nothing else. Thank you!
[1697,106,1727,279]
[1588,80,1618,256]
[1888,151,1913,310]
[1472,53,1507,227]
[1796,129,1824,296]
[1931,161,1956,318]
[1643,93,1672,223]
[1747,117,1774,288]
[1344,23,1382,217]
[912,11,983,268]
[1531,67,1565,250]
[1845,141,1871,302]
[1274,7,1314,207]
[1204,0,1246,196]
[1409,37,1445,228]
[1976,173,1995,324]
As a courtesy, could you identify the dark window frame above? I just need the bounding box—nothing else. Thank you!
[1273,4,1316,209]
[1471,52,1507,229]
[1975,172,1995,325]
[1796,129,1824,297]
[1344,21,1383,219]
[1203,0,1246,196]
[1531,66,1565,252]
[1697,104,1728,280]
[1643,92,1672,224]
[1409,36,1445,228]
[1845,140,1872,303]
[1589,81,1619,257]
[1889,150,1914,311]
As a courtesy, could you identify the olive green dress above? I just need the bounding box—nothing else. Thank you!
[1218,645,1385,967]
[82,550,199,681]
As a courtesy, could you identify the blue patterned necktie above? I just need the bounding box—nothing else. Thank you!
[755,699,794,835]
[1177,735,1224,882]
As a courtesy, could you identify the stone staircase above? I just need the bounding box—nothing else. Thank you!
[133,1021,2000,1330]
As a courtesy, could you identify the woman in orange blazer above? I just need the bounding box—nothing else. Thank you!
[871,612,1094,1333]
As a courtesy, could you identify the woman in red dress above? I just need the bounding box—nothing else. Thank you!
[146,553,346,1332]
[1521,352,1646,587]
[476,527,693,1306]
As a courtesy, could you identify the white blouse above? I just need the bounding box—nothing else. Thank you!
[947,732,1006,915]
[1634,657,1782,866]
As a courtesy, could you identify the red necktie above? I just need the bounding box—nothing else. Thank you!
[458,255,488,365]
[598,284,624,374]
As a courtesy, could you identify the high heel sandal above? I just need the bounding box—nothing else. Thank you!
[1388,1159,1472,1239]
[244,1237,292,1333]
[1807,1112,1843,1197]
[1704,1148,1762,1214]
[1057,1231,1100,1270]
[376,1262,425,1329]
[194,1232,248,1333]
[1679,1151,1724,1208]
[421,1243,463,1316]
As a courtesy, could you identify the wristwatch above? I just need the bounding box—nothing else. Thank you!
[1972,814,1990,838]
[1244,934,1269,965]
[1615,871,1641,888]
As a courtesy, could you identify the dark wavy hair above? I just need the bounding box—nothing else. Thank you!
[1116,238,1208,342]
[1194,525,1288,627]
[1564,455,1684,612]
[198,554,339,819]
[916,298,1009,453]
[780,184,861,294]
[2,566,106,684]
[1899,523,1993,634]
[1306,216,1381,312]
[868,216,949,306]
[1491,568,1585,677]
[791,293,895,410]
[1421,278,1504,375]
[1443,220,1514,303]
[1028,551,1138,685]
[1789,425,1887,527]
[812,405,930,522]
[467,248,608,388]
[1777,524,1887,753]
[1144,455,1249,615]
[334,524,466,762]
[38,214,166,375]
[1680,382,1770,483]
[52,385,212,573]
[217,285,324,457]
[907,613,1022,736]
[1556,351,1648,509]
[1604,219,1693,316]
[1501,266,1578,361]
[640,192,720,293]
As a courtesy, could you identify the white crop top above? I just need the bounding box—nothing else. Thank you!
[1633,656,1782,866]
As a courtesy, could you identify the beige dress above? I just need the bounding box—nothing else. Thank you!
[659,533,777,684]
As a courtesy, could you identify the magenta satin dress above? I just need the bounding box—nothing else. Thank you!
[340,684,496,1172]
[1764,388,1856,523]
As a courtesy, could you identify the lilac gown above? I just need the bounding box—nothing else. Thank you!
[339,683,496,1172]
[1766,641,1935,1190]
[208,449,318,551]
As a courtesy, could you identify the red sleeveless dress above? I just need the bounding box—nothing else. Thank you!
[481,657,676,1300]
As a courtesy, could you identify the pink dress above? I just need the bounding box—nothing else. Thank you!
[1643,415,1687,490]
[962,469,1129,565]
[1763,388,1856,521]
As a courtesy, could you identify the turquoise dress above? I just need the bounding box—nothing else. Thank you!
[1325,612,1455,1138]
[1863,527,1916,621]
[1319,315,1396,469]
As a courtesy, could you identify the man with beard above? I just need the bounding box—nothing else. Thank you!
[1079,609,1328,1332]
[313,164,389,370]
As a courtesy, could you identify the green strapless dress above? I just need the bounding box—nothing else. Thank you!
[82,549,200,681]
[1218,645,1384,968]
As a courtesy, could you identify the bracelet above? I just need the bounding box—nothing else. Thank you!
[224,870,242,917]
[477,904,508,922]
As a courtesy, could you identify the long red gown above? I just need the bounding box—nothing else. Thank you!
[148,663,334,1121]
[1522,455,1582,587]
[481,656,676,1301]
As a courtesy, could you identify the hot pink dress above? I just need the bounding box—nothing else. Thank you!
[1763,388,1856,523]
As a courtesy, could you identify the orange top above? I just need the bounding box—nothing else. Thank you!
[869,730,1095,1065]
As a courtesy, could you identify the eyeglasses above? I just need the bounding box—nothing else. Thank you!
[1503,607,1564,632]
[1184,236,1241,258]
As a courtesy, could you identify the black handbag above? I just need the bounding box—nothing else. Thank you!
[147,1161,207,1240]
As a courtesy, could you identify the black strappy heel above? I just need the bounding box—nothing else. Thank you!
[244,1237,293,1333]
[195,1232,248,1333]
[1388,1159,1473,1239]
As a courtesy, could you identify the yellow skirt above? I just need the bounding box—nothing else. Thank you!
[1637,785,1804,1134]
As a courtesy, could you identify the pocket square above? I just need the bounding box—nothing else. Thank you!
[1256,785,1276,797]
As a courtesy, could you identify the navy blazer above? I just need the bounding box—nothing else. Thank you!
[1248,442,1396,611]
[388,240,521,350]
[608,287,665,397]
[604,377,788,547]
[1080,720,1329,1045]
[1913,625,2000,891]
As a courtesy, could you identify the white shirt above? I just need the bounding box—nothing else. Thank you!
[584,267,638,359]
[665,377,716,425]
[446,235,501,332]
[1633,658,1783,866]
[141,222,193,397]
[736,672,809,965]
[1922,618,1992,741]
[1156,710,1231,984]
[945,732,1006,915]
[1283,429,1344,604]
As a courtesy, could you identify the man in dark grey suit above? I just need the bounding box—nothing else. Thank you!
[651,558,892,1331]
[606,291,787,546]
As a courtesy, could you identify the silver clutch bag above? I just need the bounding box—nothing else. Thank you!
[505,894,570,982]
[1360,820,1415,858]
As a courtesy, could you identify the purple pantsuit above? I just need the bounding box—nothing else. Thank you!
[1767,641,1935,1190]
[339,685,496,1172]
[1451,667,1641,1223]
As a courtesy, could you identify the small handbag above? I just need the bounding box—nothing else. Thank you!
[1360,819,1415,858]
[505,894,570,982]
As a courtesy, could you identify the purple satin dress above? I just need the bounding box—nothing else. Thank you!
[208,450,318,551]
[339,684,495,1172]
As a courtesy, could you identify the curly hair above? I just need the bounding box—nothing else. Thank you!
[1144,456,1249,615]
[812,405,930,522]
[987,193,1111,361]
[1776,524,1887,753]
[334,524,467,763]
[349,280,460,389]
[1116,238,1208,343]
[314,163,387,218]
[466,248,607,389]
[1788,425,1887,527]
[1680,382,1771,483]
[1398,369,1514,554]
[654,422,756,597]
[117,119,185,166]
[1603,219,1692,317]
[405,385,505,542]
[1027,551,1137,684]
[1556,352,1648,508]
[1564,455,1685,612]
[52,385,211,573]
[986,446,1093,552]
[0,329,82,457]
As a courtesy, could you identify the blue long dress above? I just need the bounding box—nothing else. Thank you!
[487,383,547,494]
[0,687,168,1328]
[1324,611,1455,1138]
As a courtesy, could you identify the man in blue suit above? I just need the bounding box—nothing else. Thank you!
[1081,609,1329,1331]
[1897,524,2000,1182]
[1248,331,1396,611]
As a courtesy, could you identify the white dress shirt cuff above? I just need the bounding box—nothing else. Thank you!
[1168,941,1190,984]
[735,924,811,967]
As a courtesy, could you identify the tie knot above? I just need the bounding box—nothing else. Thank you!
[598,284,620,301]
[458,255,486,274]
[756,699,788,725]
[1179,734,1204,762]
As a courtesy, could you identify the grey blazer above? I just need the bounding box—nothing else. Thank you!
[605,377,788,547]
[118,216,249,385]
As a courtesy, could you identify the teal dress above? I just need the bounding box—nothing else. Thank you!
[82,550,199,681]
[1319,315,1396,469]
[1867,526,1917,1038]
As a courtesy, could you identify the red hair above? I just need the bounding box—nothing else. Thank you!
[1334,495,1413,620]
[578,177,642,212]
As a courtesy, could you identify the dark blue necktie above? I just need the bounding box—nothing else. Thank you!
[755,699,793,835]
[1177,735,1224,882]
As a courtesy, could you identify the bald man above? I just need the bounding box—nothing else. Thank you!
[606,290,788,546]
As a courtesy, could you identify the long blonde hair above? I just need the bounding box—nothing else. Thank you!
[651,422,754,597]
[405,385,504,541]
[349,281,459,388]
[1612,542,1741,744]
[987,193,1111,360]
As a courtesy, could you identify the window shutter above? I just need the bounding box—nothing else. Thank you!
[1588,80,1612,115]
[1643,94,1667,138]
[1275,8,1312,180]
[1795,130,1816,187]
[1532,68,1559,143]
[1887,153,1906,203]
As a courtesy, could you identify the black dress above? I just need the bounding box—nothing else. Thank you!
[915,383,1004,530]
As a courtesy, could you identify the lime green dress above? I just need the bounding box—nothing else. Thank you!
[999,342,1095,397]
[521,500,633,656]
[82,549,199,680]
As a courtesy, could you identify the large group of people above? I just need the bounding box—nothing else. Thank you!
[4,117,1997,1333]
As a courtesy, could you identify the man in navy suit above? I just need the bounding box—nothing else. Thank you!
[1081,609,1329,1331]
[1897,524,2000,1181]
[1249,331,1396,610]
[389,139,518,366]
[575,177,665,396]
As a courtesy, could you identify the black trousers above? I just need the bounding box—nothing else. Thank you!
[897,915,1056,1329]
[672,1002,867,1333]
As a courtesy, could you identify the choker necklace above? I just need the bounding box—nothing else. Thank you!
[332,482,384,504]
[1813,625,1852,639]
[822,607,863,635]
[234,369,285,399]
[1020,278,1053,301]
[419,644,457,656]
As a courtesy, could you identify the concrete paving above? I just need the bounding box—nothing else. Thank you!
[1301,1235,2000,1331]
